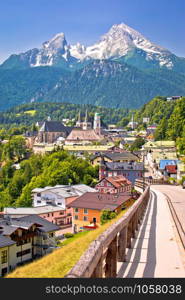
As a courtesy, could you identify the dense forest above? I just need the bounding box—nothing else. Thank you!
[0,102,129,130]
[135,96,185,154]
[0,149,99,211]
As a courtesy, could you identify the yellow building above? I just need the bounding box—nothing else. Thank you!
[143,140,176,150]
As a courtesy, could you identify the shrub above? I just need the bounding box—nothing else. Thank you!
[64,233,74,239]
[100,210,117,225]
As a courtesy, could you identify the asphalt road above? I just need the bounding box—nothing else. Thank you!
[153,185,185,234]
[117,188,185,277]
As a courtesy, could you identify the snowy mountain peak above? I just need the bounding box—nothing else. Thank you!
[79,23,172,67]
[42,32,67,50]
[2,23,174,69]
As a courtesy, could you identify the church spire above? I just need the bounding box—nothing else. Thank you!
[78,110,81,123]
[84,109,88,123]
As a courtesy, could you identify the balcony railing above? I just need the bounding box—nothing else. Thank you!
[11,232,36,241]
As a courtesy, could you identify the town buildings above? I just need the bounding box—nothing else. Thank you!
[99,159,144,184]
[36,120,72,144]
[177,161,185,181]
[142,140,176,151]
[95,175,132,194]
[32,184,96,227]
[27,111,107,153]
[65,128,103,145]
[3,206,68,227]
[159,159,179,179]
[65,111,104,145]
[67,192,132,232]
[0,215,59,277]
[91,151,139,166]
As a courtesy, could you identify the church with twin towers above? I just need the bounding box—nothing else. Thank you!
[75,110,101,135]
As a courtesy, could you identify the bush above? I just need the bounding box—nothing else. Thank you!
[64,233,74,239]
[100,210,117,225]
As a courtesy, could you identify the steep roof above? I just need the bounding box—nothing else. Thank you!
[67,192,131,211]
[0,215,59,235]
[66,129,103,141]
[165,165,177,174]
[17,215,59,233]
[39,121,71,133]
[159,159,178,170]
[103,175,132,187]
[0,235,16,248]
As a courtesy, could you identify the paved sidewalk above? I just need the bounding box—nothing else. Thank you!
[117,188,185,277]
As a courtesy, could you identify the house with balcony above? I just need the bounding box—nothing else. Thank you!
[91,151,139,166]
[99,158,144,184]
[0,214,59,277]
[95,175,132,194]
[32,184,97,227]
[3,206,70,227]
[159,159,179,178]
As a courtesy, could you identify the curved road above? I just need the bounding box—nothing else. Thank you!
[152,185,185,241]
[117,186,185,278]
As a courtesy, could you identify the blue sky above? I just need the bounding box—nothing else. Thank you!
[0,0,184,63]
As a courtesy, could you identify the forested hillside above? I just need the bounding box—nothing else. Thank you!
[0,150,98,211]
[0,102,128,129]
[135,96,185,154]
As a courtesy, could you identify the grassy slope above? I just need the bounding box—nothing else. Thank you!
[7,207,132,278]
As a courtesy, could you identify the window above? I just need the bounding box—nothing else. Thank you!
[37,200,41,204]
[1,250,8,264]
[59,211,64,215]
[16,249,31,257]
[49,232,54,238]
[47,213,50,217]
[74,208,79,213]
[37,193,41,197]
[84,209,88,214]
[74,215,78,220]
[83,216,88,221]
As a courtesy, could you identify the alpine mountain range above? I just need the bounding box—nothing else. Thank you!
[0,23,185,110]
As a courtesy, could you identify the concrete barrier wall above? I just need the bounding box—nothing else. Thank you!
[66,186,150,278]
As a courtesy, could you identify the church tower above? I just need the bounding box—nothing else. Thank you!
[76,110,82,128]
[82,109,92,130]
[93,112,101,135]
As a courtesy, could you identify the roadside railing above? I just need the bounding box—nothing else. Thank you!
[66,185,150,278]
[135,178,173,186]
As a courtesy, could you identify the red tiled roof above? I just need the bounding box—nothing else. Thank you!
[105,175,132,188]
[67,192,131,211]
[165,165,177,174]
[97,175,131,188]
[66,129,103,141]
